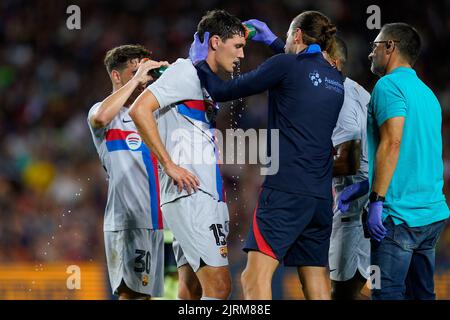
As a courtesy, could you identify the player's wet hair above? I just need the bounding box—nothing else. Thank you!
[197,9,246,42]
[380,23,421,66]
[291,11,337,56]
[104,44,151,74]
[334,36,348,65]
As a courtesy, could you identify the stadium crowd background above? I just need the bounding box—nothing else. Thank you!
[1,0,450,299]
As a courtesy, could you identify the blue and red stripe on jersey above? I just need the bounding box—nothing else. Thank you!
[105,129,163,229]
[176,100,209,124]
[177,99,226,202]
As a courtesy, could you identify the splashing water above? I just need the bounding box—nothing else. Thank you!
[229,61,248,241]
[32,176,91,295]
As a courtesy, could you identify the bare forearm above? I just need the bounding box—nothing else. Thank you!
[129,102,172,168]
[333,140,361,177]
[333,157,353,176]
[91,78,139,127]
[372,141,400,196]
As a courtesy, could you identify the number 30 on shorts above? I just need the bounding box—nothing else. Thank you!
[134,249,151,274]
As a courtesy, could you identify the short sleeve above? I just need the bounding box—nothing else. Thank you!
[357,84,371,109]
[147,59,202,108]
[332,98,362,147]
[370,77,407,126]
[87,102,101,122]
[87,102,106,136]
[86,102,106,148]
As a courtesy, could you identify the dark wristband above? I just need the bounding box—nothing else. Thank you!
[369,191,385,203]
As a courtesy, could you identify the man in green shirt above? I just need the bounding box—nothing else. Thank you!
[366,23,448,299]
[341,22,449,300]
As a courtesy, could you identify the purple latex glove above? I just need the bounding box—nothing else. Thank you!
[189,32,209,64]
[337,180,369,213]
[243,19,277,45]
[367,201,387,242]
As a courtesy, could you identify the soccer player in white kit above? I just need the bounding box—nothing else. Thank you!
[129,10,246,300]
[87,45,189,299]
[327,38,371,299]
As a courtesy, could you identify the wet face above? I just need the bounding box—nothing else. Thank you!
[214,34,246,73]
[368,32,389,76]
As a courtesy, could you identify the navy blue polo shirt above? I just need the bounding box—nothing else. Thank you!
[196,44,344,199]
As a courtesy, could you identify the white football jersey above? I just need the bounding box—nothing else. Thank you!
[88,104,163,231]
[332,77,370,217]
[148,58,226,205]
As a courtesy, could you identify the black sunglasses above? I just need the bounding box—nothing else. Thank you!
[369,40,400,51]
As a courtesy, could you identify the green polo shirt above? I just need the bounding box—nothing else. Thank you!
[367,67,449,227]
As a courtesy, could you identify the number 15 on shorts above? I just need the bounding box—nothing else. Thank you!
[209,224,227,246]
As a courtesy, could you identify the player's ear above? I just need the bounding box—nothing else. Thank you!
[210,35,220,51]
[110,70,122,85]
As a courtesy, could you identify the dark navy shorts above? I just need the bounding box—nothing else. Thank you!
[244,187,333,267]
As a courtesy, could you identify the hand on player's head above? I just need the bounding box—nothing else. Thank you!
[189,32,209,64]
[134,58,169,84]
